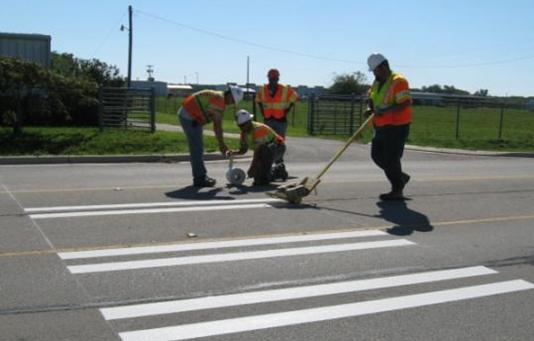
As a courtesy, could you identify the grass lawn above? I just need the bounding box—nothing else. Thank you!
[0,127,240,156]
[6,98,528,156]
[157,96,534,152]
[156,97,308,136]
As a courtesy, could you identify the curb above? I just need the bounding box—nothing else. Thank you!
[405,145,534,158]
[1,146,532,165]
[0,153,251,165]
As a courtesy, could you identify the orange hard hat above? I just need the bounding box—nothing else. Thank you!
[267,68,280,79]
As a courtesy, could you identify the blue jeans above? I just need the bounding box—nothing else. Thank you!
[179,110,206,181]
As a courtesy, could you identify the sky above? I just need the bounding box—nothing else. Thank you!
[2,0,534,96]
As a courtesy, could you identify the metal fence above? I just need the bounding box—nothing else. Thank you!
[98,87,155,132]
[307,93,532,141]
[307,94,365,136]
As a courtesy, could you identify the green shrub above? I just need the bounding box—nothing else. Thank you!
[0,56,102,127]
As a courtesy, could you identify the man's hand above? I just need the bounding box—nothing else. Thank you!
[374,105,390,116]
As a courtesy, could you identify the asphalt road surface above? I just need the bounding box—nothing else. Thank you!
[1,138,533,341]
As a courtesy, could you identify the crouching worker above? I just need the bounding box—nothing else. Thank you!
[231,110,287,186]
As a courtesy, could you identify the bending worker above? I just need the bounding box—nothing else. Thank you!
[178,86,244,187]
[231,110,287,186]
[255,68,298,175]
[366,53,412,200]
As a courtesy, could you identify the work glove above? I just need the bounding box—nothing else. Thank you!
[364,109,374,118]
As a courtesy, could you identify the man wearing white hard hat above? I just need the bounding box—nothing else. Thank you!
[230,109,287,186]
[366,53,412,200]
[178,85,244,187]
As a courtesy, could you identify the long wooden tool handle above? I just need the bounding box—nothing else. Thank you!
[315,113,374,180]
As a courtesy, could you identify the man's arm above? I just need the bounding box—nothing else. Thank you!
[284,102,295,116]
[375,100,411,115]
[211,114,228,155]
[257,102,265,117]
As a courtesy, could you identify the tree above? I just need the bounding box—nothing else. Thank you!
[421,84,470,95]
[51,52,124,87]
[329,71,369,95]
[473,89,489,97]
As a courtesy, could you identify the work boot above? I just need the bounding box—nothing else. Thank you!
[379,190,405,201]
[272,163,288,181]
[193,176,216,188]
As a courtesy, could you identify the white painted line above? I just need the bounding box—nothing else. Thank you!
[25,198,283,213]
[119,280,534,341]
[59,230,387,260]
[29,203,271,219]
[101,266,496,320]
[68,239,414,274]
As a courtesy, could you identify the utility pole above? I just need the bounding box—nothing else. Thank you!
[246,56,250,87]
[127,5,133,88]
[246,56,250,98]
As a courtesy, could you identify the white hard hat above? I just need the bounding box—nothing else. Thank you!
[367,53,387,71]
[236,109,253,125]
[229,86,244,104]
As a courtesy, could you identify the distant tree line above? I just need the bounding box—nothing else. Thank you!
[0,52,124,134]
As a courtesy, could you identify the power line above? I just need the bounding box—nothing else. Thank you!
[93,11,127,55]
[135,9,361,66]
[398,54,534,69]
[135,9,534,70]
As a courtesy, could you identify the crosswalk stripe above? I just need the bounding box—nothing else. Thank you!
[101,266,496,320]
[59,230,388,260]
[29,203,271,219]
[118,280,534,341]
[67,239,415,274]
[25,198,283,213]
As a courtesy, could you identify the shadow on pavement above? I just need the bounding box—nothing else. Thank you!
[376,200,434,236]
[165,186,232,200]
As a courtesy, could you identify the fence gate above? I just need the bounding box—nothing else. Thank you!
[307,94,365,136]
[98,87,155,132]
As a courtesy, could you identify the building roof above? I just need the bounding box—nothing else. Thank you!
[0,32,51,41]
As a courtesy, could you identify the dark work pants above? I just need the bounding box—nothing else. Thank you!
[264,118,287,164]
[249,143,286,184]
[371,124,410,191]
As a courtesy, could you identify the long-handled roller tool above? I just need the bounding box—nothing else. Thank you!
[267,113,374,204]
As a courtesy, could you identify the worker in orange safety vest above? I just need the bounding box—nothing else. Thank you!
[366,53,412,200]
[255,68,298,175]
[178,86,244,187]
[230,110,287,186]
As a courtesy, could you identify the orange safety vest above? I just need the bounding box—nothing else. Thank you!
[256,84,298,120]
[369,72,412,128]
[241,122,284,149]
[181,90,226,125]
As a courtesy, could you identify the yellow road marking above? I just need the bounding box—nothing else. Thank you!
[1,213,534,259]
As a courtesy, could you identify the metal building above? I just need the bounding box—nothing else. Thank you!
[0,32,51,68]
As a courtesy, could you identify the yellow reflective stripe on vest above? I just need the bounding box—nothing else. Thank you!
[395,90,411,103]
[252,122,276,147]
[262,102,289,110]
